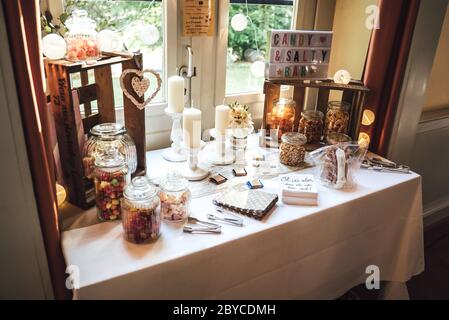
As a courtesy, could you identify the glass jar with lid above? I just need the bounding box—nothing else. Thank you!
[93,152,128,221]
[158,171,191,222]
[298,110,324,144]
[65,9,100,62]
[324,101,350,138]
[121,176,161,243]
[279,132,307,167]
[83,123,137,179]
[326,132,352,145]
[268,98,296,137]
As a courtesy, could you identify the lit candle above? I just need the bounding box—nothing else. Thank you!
[167,76,185,113]
[215,105,230,134]
[183,107,202,149]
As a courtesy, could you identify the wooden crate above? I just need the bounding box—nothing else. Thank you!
[262,79,369,146]
[45,52,146,209]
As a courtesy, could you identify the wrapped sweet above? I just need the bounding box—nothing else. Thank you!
[158,172,191,222]
[121,177,161,243]
[93,153,127,221]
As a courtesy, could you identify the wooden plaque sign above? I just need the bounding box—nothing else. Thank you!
[266,30,333,80]
[182,0,215,37]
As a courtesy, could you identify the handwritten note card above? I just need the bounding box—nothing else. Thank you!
[266,30,333,80]
[183,0,215,37]
[280,174,318,206]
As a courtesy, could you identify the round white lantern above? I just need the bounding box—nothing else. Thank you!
[98,29,122,52]
[333,69,352,85]
[231,14,248,32]
[42,34,67,60]
[139,25,160,45]
[251,60,265,78]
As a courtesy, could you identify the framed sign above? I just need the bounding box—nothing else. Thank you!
[182,0,215,37]
[265,30,333,80]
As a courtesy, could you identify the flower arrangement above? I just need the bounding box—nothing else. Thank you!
[228,101,253,129]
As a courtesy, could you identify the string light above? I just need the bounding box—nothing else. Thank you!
[139,24,160,45]
[250,60,265,77]
[98,29,122,52]
[231,13,248,31]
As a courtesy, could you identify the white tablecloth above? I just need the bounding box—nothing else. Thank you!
[61,137,424,299]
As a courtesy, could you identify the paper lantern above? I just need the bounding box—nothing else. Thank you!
[362,109,376,126]
[56,183,67,206]
[98,29,122,52]
[42,34,67,60]
[333,69,351,85]
[358,132,370,149]
[231,14,248,32]
[139,24,160,45]
[251,60,265,78]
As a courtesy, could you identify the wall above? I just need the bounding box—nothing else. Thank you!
[423,5,449,112]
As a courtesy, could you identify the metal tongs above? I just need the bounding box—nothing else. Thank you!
[208,207,244,227]
[183,217,222,234]
[362,157,411,174]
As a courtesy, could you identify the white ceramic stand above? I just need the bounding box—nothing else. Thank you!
[181,142,209,181]
[211,129,234,165]
[162,108,186,162]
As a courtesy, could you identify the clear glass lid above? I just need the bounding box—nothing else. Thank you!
[90,123,126,137]
[159,171,188,192]
[124,176,157,201]
[65,9,97,32]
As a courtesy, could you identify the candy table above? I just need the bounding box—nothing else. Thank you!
[60,135,424,299]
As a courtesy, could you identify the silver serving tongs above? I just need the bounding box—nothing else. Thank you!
[208,207,243,226]
[362,157,411,174]
[183,217,222,234]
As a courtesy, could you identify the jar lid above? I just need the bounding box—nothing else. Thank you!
[281,132,307,146]
[326,132,352,145]
[328,101,350,110]
[124,176,157,201]
[273,98,296,107]
[65,9,97,31]
[94,152,126,168]
[159,171,188,192]
[301,110,324,119]
[90,123,126,137]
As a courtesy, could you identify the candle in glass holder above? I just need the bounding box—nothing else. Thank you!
[269,98,296,136]
[215,105,230,134]
[183,108,202,149]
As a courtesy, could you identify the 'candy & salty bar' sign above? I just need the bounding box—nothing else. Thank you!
[265,30,333,80]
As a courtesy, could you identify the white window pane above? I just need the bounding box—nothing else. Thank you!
[67,0,164,106]
[226,1,294,95]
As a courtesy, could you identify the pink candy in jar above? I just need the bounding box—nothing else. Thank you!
[64,9,101,62]
[158,171,191,222]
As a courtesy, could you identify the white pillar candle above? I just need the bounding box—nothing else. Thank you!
[183,107,202,149]
[167,76,185,113]
[215,105,230,134]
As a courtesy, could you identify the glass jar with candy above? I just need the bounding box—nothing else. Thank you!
[267,98,296,137]
[64,9,101,63]
[298,110,324,144]
[158,171,191,222]
[83,123,137,180]
[121,176,161,243]
[93,152,128,221]
[324,101,350,138]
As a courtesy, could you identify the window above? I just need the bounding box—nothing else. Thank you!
[226,0,294,95]
[67,0,165,108]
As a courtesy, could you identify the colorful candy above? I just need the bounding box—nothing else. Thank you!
[94,169,126,221]
[159,190,190,222]
[65,36,100,62]
[121,198,161,244]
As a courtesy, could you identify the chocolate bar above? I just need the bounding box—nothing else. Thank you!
[247,179,264,189]
[233,168,247,177]
[209,174,227,185]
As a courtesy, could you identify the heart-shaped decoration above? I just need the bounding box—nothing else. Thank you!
[131,76,150,98]
[120,68,162,110]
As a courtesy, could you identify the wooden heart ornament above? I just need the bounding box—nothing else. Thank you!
[120,68,162,110]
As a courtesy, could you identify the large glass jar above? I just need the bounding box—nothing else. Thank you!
[326,132,352,145]
[298,110,324,144]
[267,98,296,137]
[121,176,161,243]
[279,132,307,167]
[324,101,350,138]
[83,123,137,179]
[93,153,128,221]
[158,172,191,222]
[64,9,101,62]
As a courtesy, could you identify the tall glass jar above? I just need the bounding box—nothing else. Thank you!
[298,110,324,144]
[158,172,191,222]
[83,123,137,179]
[64,9,101,63]
[93,153,128,221]
[268,98,296,137]
[121,177,161,243]
[324,101,350,138]
[279,132,307,167]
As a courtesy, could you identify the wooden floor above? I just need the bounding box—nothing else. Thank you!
[339,217,449,300]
